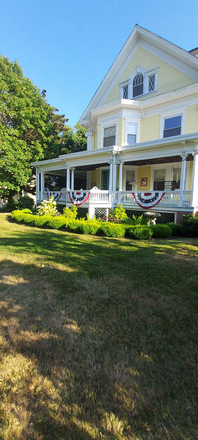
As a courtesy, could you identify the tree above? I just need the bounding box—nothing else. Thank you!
[0,56,87,198]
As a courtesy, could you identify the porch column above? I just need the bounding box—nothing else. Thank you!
[71,168,75,190]
[36,169,39,207]
[179,152,187,207]
[85,130,93,151]
[113,157,117,205]
[118,161,123,204]
[109,158,113,195]
[66,166,70,190]
[41,171,45,201]
[191,147,198,211]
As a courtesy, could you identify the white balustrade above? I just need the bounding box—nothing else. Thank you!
[39,189,192,209]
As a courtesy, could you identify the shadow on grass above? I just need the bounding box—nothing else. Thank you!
[0,224,198,439]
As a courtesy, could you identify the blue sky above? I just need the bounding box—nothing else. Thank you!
[1,0,198,127]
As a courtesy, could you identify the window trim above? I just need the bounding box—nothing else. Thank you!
[124,120,140,145]
[101,121,118,149]
[120,66,158,100]
[160,111,185,139]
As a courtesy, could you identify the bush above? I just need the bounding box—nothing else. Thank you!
[37,196,59,216]
[46,216,67,230]
[63,204,78,219]
[67,220,84,234]
[79,220,101,235]
[23,214,35,224]
[18,196,34,210]
[151,224,172,238]
[11,210,27,222]
[5,199,19,211]
[126,225,153,239]
[32,215,53,228]
[123,214,148,226]
[166,222,182,236]
[99,222,126,238]
[181,214,198,237]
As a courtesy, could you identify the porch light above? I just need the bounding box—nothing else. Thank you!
[128,179,137,185]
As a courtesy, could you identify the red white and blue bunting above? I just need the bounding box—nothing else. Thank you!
[47,192,62,201]
[132,192,165,209]
[68,191,90,206]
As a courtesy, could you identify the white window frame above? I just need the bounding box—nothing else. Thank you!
[101,121,118,149]
[125,120,140,145]
[120,66,158,100]
[160,110,185,139]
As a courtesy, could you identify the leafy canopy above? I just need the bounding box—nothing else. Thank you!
[0,56,87,198]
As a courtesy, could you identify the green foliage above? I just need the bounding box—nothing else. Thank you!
[32,215,53,228]
[46,216,67,230]
[67,220,84,234]
[151,224,172,238]
[23,214,35,224]
[78,220,101,235]
[113,204,128,221]
[181,213,198,237]
[99,223,126,238]
[37,196,59,216]
[123,214,148,226]
[18,196,34,210]
[125,225,153,239]
[63,204,78,219]
[5,199,20,212]
[167,222,182,236]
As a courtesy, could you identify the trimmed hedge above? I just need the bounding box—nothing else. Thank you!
[78,220,101,235]
[125,225,153,240]
[151,224,172,238]
[181,214,198,237]
[166,222,182,236]
[99,222,126,238]
[46,216,67,230]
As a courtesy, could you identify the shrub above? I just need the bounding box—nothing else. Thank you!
[11,210,27,222]
[5,199,19,211]
[123,214,148,226]
[126,225,153,239]
[23,214,35,224]
[151,224,172,238]
[67,220,84,234]
[79,220,101,235]
[63,205,78,220]
[181,214,198,237]
[113,204,128,221]
[99,222,125,238]
[166,222,182,236]
[46,216,67,230]
[37,196,59,216]
[32,215,53,228]
[18,196,34,210]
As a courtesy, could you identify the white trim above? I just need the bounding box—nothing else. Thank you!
[101,120,118,149]
[160,110,185,139]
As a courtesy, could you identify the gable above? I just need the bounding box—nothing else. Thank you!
[103,47,197,106]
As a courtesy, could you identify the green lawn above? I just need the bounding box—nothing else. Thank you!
[0,213,198,440]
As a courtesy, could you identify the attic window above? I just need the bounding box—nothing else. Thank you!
[123,85,128,99]
[133,74,144,97]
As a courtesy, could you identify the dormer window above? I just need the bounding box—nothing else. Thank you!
[123,85,128,99]
[120,66,158,99]
[133,74,144,97]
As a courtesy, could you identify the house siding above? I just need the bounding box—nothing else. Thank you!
[137,166,151,191]
[184,104,198,134]
[117,117,125,146]
[103,47,197,105]
[140,115,160,142]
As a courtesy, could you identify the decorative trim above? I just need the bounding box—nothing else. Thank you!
[132,191,165,208]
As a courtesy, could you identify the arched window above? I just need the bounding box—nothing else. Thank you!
[133,73,143,97]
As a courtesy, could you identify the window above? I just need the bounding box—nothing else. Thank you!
[163,115,182,138]
[127,123,137,145]
[133,74,144,97]
[123,85,128,99]
[154,169,166,190]
[125,169,136,190]
[172,167,181,190]
[101,169,109,190]
[148,75,155,92]
[103,126,116,147]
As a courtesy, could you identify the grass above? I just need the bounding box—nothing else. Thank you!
[0,213,198,440]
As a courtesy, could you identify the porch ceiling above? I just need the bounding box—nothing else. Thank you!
[123,154,193,167]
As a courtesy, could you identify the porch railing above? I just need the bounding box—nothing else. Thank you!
[38,190,193,209]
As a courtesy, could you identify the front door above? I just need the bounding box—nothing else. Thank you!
[101,169,109,190]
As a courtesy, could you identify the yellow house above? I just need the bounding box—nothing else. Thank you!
[32,25,198,223]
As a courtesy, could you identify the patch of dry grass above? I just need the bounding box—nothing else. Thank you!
[0,213,198,439]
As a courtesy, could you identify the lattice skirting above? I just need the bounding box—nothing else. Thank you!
[95,208,108,219]
[125,210,175,224]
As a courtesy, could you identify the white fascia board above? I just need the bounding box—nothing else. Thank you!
[31,157,66,168]
[119,132,198,157]
[79,25,198,124]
